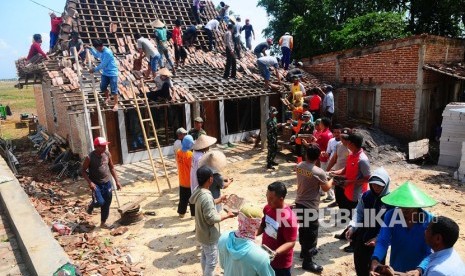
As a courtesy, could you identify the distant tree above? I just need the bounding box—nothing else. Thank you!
[329,12,410,50]
[257,0,464,58]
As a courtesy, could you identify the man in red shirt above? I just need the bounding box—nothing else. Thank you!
[27,34,48,61]
[308,87,322,120]
[316,117,333,170]
[257,181,298,276]
[173,19,187,66]
[49,12,63,51]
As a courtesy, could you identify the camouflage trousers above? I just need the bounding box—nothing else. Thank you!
[267,138,278,165]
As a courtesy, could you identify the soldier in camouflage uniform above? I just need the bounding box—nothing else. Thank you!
[266,106,282,169]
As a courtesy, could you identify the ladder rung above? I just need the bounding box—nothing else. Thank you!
[91,126,101,130]
[141,118,151,122]
[146,138,156,141]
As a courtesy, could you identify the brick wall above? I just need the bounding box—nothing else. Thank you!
[33,85,47,128]
[304,60,337,83]
[334,88,348,124]
[379,89,416,139]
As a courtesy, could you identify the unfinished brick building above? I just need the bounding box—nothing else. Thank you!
[30,0,323,164]
[303,34,465,140]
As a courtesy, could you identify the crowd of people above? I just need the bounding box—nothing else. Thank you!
[26,2,465,276]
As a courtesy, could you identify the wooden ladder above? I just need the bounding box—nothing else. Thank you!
[129,80,171,194]
[74,47,121,207]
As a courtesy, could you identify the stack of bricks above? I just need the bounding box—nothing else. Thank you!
[438,102,465,167]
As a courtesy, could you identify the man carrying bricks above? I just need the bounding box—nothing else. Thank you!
[82,137,122,229]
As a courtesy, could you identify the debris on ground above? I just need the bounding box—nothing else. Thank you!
[354,126,407,166]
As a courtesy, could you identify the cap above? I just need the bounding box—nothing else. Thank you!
[269,106,278,114]
[285,32,290,35]
[340,128,352,139]
[194,117,204,123]
[325,85,333,91]
[94,137,110,146]
[381,181,437,208]
[266,38,273,45]
[197,165,213,186]
[181,135,194,151]
[176,127,188,135]
[302,111,311,118]
[292,75,299,80]
[346,133,364,148]
[297,61,303,67]
[314,118,322,125]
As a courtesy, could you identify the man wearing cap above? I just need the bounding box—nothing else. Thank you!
[331,132,371,252]
[322,85,335,119]
[295,144,333,273]
[189,166,236,276]
[241,19,255,50]
[135,33,161,79]
[257,55,281,90]
[203,18,220,51]
[177,135,195,218]
[345,167,392,276]
[153,19,176,75]
[174,127,188,160]
[254,39,273,58]
[68,31,85,61]
[279,32,293,70]
[218,203,275,276]
[82,137,122,229]
[86,40,119,111]
[291,111,314,163]
[266,106,283,170]
[370,182,436,274]
[189,117,207,140]
[147,68,173,102]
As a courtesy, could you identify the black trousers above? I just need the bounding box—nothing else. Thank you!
[223,49,236,78]
[353,230,376,276]
[174,44,187,63]
[178,186,195,216]
[296,203,319,258]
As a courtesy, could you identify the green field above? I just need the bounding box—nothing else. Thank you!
[0,82,37,140]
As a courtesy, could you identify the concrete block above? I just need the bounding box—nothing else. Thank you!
[0,158,70,276]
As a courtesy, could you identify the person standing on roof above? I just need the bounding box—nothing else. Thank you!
[233,17,242,59]
[173,19,188,67]
[146,68,173,102]
[68,31,85,61]
[135,33,161,79]
[257,55,281,90]
[223,24,237,79]
[241,19,255,51]
[49,12,63,51]
[86,40,120,112]
[27,34,49,62]
[279,32,293,70]
[218,2,230,23]
[82,137,122,229]
[153,19,176,75]
[192,0,205,24]
[254,39,273,58]
[203,18,220,51]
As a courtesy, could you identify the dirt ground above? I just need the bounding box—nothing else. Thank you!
[16,144,464,276]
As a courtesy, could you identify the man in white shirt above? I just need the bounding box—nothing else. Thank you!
[322,85,335,119]
[203,18,220,51]
[135,33,161,78]
[257,56,281,90]
[279,32,293,70]
[322,124,342,202]
[233,17,242,59]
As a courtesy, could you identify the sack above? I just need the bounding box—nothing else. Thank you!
[133,58,142,71]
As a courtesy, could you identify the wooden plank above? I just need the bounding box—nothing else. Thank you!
[118,195,147,214]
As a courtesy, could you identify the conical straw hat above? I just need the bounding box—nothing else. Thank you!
[150,19,165,28]
[199,150,227,172]
[381,181,437,208]
[193,135,217,151]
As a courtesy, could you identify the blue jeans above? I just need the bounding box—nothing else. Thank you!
[201,243,218,276]
[273,268,291,276]
[90,181,113,223]
[281,46,291,70]
[100,75,119,95]
[150,54,161,72]
[50,31,59,50]
[257,61,271,80]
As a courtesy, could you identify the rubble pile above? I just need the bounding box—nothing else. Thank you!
[16,174,143,275]
[354,126,407,166]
